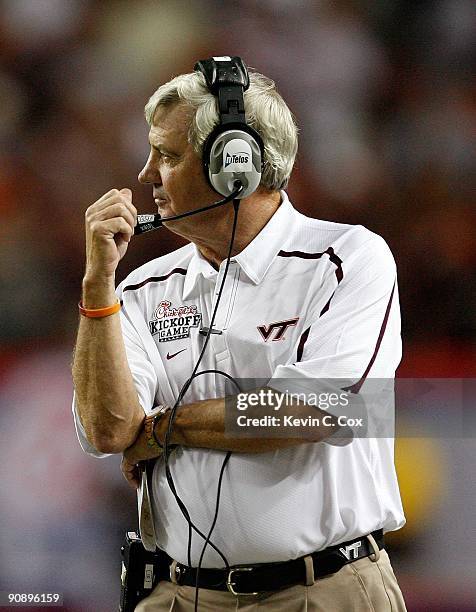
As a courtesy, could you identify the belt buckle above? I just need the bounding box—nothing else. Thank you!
[170,561,182,584]
[226,567,259,596]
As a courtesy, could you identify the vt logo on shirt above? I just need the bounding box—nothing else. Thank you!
[149,300,201,342]
[257,317,299,342]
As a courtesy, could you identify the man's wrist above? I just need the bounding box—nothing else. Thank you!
[82,274,116,308]
[144,405,172,449]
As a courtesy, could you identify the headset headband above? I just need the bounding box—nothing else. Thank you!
[194,56,249,125]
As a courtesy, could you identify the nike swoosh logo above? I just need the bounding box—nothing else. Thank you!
[166,348,187,360]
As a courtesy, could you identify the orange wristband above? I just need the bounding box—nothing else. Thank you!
[78,300,121,318]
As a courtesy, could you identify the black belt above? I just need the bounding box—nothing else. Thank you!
[162,529,384,595]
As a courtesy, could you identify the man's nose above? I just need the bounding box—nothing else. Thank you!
[138,153,161,185]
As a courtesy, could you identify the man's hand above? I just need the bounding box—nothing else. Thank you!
[123,426,163,466]
[84,188,137,288]
[121,456,142,490]
[121,426,163,490]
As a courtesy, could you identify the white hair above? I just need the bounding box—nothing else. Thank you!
[144,70,298,191]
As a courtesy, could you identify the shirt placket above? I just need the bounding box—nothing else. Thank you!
[185,261,240,401]
[205,261,240,396]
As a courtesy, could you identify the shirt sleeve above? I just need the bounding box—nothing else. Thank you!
[269,235,401,443]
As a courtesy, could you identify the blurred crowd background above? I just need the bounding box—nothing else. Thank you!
[0,1,474,610]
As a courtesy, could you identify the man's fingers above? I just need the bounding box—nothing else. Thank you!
[90,218,134,242]
[120,187,132,200]
[91,187,131,207]
[121,457,140,490]
[87,191,137,225]
[95,187,131,202]
[89,203,136,231]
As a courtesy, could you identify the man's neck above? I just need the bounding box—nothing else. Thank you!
[194,190,281,268]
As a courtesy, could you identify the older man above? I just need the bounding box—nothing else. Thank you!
[72,57,407,611]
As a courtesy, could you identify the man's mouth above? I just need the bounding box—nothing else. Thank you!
[153,185,167,201]
[154,193,168,206]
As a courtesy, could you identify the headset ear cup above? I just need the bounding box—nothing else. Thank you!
[202,124,263,198]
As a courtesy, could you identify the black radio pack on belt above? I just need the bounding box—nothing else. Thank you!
[119,532,168,612]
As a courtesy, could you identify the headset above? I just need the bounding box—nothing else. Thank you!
[196,56,264,199]
[134,56,263,235]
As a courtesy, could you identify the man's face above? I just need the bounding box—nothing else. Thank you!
[138,102,220,238]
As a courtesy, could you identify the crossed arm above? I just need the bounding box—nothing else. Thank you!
[73,291,336,484]
[120,393,339,488]
[73,278,335,492]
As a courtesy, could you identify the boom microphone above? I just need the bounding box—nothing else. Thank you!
[134,182,244,235]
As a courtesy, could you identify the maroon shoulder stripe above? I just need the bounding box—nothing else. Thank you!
[296,326,311,362]
[325,247,343,283]
[319,293,334,317]
[343,282,396,394]
[282,247,344,361]
[278,247,343,283]
[123,268,187,292]
[278,250,325,260]
[319,248,344,316]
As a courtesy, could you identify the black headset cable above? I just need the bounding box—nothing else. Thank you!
[157,185,243,577]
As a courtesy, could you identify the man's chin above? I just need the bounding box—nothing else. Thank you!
[157,204,174,220]
[158,207,186,228]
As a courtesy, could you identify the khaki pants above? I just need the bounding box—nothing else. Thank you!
[135,549,407,611]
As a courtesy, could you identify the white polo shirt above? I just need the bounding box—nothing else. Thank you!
[73,192,405,567]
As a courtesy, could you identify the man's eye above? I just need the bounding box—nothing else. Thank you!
[152,147,178,164]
